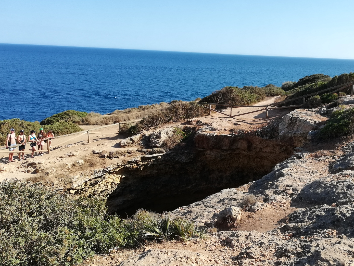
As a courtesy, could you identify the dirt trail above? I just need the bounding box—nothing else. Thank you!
[2,97,343,265]
[0,96,290,183]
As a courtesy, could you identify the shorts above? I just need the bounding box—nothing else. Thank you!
[30,143,36,147]
[9,144,16,151]
[38,141,45,147]
[19,145,26,151]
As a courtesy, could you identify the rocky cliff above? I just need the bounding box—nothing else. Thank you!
[105,132,295,216]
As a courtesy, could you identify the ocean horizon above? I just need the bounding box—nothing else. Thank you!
[1,43,354,122]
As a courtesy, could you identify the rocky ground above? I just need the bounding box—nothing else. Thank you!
[82,135,354,265]
[3,96,354,265]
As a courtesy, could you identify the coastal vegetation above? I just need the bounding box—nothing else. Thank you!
[319,106,354,139]
[81,103,170,125]
[199,84,285,106]
[40,110,88,125]
[127,101,208,134]
[0,181,203,266]
[281,73,354,105]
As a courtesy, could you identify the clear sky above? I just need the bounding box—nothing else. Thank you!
[1,0,354,59]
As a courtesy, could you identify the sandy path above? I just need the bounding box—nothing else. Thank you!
[0,97,290,182]
[198,96,290,132]
[0,123,123,181]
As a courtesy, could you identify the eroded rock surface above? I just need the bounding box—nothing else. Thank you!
[114,134,354,265]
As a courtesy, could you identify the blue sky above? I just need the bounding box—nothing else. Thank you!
[1,0,354,59]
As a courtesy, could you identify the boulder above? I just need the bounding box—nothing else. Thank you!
[278,109,327,138]
[148,127,175,148]
[213,206,242,229]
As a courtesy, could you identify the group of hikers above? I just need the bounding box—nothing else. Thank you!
[5,128,55,162]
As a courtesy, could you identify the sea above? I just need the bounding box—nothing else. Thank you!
[1,43,354,122]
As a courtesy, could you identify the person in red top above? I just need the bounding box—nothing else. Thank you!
[6,128,16,162]
[46,130,55,149]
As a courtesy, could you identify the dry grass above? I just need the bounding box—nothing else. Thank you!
[82,103,169,125]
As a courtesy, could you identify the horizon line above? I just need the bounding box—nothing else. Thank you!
[1,42,354,61]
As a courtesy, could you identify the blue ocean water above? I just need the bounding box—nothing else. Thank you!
[1,43,354,122]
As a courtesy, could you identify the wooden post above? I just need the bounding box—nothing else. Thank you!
[87,130,90,143]
[303,97,306,104]
[209,104,211,115]
[118,122,120,133]
[351,85,354,96]
[266,106,269,119]
[47,138,50,154]
[230,107,232,117]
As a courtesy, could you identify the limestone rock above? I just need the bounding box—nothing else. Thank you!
[75,160,84,166]
[278,109,327,138]
[213,206,242,228]
[119,249,213,266]
[148,127,175,147]
[332,153,354,172]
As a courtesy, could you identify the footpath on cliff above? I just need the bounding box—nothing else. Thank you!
[79,96,354,266]
[3,95,354,265]
[0,96,287,183]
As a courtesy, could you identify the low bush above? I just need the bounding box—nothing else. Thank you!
[0,182,203,266]
[282,73,354,106]
[132,101,208,133]
[304,95,322,108]
[240,194,257,210]
[281,81,296,91]
[81,103,169,125]
[320,93,338,104]
[200,85,284,106]
[262,84,286,96]
[319,107,354,139]
[293,74,331,88]
[339,91,347,97]
[161,127,193,150]
[40,110,88,125]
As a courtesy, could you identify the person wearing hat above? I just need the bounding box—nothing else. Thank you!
[6,128,17,162]
[28,130,37,158]
[17,130,26,160]
[37,128,46,155]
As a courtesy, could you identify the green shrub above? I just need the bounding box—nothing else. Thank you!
[200,85,284,107]
[0,182,203,266]
[304,95,322,108]
[339,92,346,97]
[262,84,286,96]
[132,101,208,133]
[319,107,354,139]
[281,81,296,91]
[162,127,187,150]
[327,72,354,87]
[320,93,339,104]
[293,74,331,88]
[40,110,88,125]
[282,73,354,106]
[43,122,82,136]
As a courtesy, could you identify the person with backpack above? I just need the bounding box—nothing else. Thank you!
[6,128,16,162]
